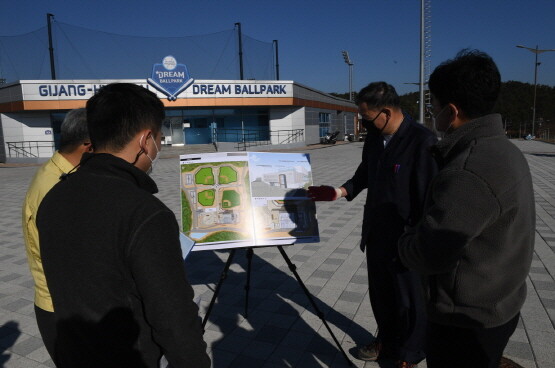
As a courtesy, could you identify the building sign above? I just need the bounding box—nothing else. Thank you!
[147,56,194,101]
[14,79,293,103]
[191,83,287,95]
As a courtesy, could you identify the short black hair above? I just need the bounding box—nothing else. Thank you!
[86,83,164,151]
[59,108,88,154]
[355,82,400,109]
[429,49,501,119]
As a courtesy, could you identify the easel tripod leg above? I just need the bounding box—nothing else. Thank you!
[202,249,236,330]
[244,248,254,318]
[277,246,354,366]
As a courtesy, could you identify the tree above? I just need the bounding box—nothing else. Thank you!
[333,82,555,139]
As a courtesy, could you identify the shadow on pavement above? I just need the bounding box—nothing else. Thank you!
[186,248,373,367]
[0,321,21,368]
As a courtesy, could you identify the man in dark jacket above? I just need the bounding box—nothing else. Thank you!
[37,83,210,368]
[309,82,438,367]
[398,50,535,368]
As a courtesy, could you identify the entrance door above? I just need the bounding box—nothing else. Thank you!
[184,117,212,144]
[169,117,184,145]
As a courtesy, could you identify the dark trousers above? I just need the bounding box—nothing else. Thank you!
[426,312,520,368]
[366,251,427,364]
[34,304,57,363]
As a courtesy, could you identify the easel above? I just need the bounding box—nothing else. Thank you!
[202,245,354,366]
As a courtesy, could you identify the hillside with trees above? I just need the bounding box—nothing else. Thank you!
[332,82,555,139]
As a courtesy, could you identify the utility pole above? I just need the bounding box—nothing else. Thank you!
[516,44,555,137]
[235,23,244,80]
[273,40,280,80]
[419,0,432,125]
[47,13,56,80]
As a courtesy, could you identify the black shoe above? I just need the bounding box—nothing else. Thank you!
[358,340,382,361]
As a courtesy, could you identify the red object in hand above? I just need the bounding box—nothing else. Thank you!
[307,185,338,201]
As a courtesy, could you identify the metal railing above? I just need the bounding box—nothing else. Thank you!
[6,141,55,158]
[213,128,304,151]
[276,129,304,145]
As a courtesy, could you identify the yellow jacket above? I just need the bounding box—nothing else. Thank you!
[22,151,74,312]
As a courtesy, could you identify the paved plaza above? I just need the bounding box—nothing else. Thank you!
[1,139,555,367]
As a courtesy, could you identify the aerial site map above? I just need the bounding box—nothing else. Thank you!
[180,152,319,251]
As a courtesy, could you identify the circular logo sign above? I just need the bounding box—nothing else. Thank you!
[162,56,177,70]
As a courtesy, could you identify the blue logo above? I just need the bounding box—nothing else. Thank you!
[147,56,194,101]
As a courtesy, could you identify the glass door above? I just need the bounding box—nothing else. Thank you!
[169,117,184,145]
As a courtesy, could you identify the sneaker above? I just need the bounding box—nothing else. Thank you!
[397,361,417,368]
[358,340,382,361]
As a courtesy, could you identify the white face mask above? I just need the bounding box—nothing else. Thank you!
[433,105,454,134]
[145,135,160,175]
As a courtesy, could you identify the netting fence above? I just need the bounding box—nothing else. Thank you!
[0,21,275,83]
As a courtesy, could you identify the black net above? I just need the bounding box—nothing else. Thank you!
[0,27,50,81]
[0,22,275,83]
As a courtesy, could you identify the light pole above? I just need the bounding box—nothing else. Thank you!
[516,45,555,137]
[342,51,354,101]
[47,13,56,80]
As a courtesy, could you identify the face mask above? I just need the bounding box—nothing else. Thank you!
[360,110,384,131]
[145,135,160,175]
[433,105,453,134]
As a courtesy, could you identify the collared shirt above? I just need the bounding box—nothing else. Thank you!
[22,151,74,312]
[383,134,394,147]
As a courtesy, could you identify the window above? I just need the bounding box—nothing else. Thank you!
[319,112,331,138]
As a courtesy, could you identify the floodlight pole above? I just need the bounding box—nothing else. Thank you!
[419,0,425,125]
[342,51,354,101]
[235,22,244,80]
[516,44,555,137]
[47,13,56,80]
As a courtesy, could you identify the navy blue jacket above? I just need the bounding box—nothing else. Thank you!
[342,115,438,263]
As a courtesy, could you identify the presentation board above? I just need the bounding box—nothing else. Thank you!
[180,152,319,251]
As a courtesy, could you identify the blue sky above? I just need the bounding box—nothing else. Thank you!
[1,0,555,95]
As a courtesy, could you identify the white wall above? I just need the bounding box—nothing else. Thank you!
[1,112,55,158]
[269,107,305,145]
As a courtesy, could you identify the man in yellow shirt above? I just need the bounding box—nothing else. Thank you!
[22,108,91,361]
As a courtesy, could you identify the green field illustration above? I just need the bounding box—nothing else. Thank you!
[198,189,215,206]
[221,190,240,208]
[200,231,249,243]
[181,159,251,245]
[218,166,238,184]
[195,168,214,185]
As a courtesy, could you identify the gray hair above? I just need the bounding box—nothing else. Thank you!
[59,108,89,153]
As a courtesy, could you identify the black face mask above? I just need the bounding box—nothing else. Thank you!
[360,110,385,133]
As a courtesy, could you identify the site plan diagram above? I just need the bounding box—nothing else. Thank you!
[180,152,319,251]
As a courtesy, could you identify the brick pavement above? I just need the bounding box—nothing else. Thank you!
[0,139,554,367]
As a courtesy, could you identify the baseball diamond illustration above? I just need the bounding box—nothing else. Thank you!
[221,190,240,208]
[198,189,215,206]
[218,166,238,184]
[195,167,214,185]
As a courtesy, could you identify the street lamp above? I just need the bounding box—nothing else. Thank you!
[516,45,555,137]
[342,51,354,101]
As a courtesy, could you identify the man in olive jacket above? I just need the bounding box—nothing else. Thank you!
[398,50,535,368]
